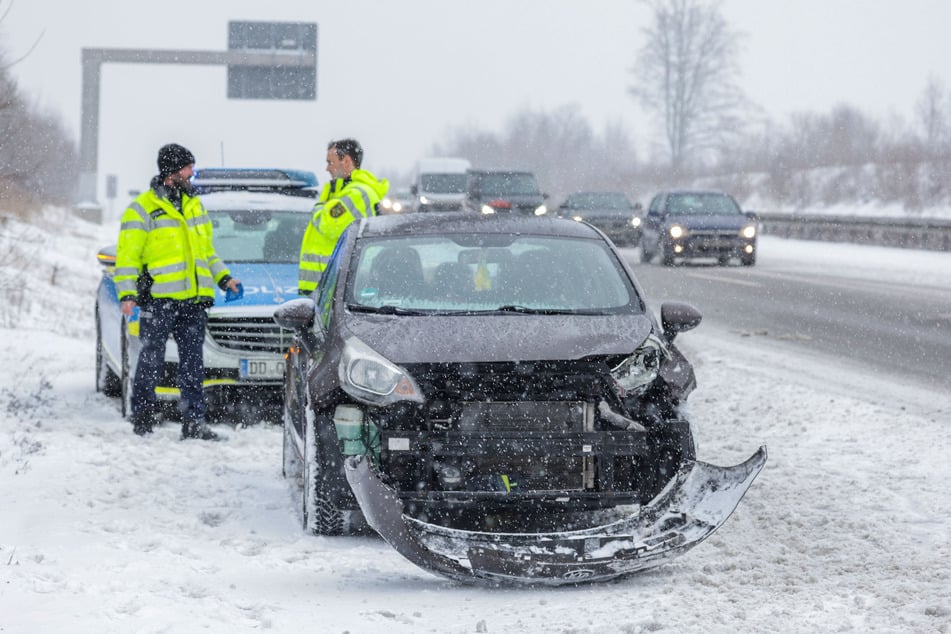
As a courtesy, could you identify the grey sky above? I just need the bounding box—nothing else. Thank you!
[3,0,951,204]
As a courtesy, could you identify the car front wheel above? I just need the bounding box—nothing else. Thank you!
[95,314,121,397]
[302,413,349,536]
[120,322,132,418]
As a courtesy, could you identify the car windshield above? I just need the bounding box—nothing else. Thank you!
[566,192,632,210]
[473,173,540,196]
[420,174,467,194]
[666,193,740,215]
[210,209,309,263]
[346,234,641,314]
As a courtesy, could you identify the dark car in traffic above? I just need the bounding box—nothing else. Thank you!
[639,189,758,266]
[558,191,643,246]
[463,169,548,216]
[274,212,765,585]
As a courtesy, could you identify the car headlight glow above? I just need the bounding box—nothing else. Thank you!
[481,204,496,215]
[610,334,668,396]
[669,224,685,239]
[630,216,642,228]
[419,195,431,205]
[392,202,403,213]
[381,197,393,210]
[339,336,423,406]
[534,204,548,216]
[741,224,756,239]
[572,215,584,222]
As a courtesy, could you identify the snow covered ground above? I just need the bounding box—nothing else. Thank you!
[1,209,950,633]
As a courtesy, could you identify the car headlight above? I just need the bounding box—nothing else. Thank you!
[419,195,431,205]
[392,202,403,213]
[339,336,424,406]
[480,204,496,215]
[572,215,584,222]
[534,204,548,216]
[630,216,642,228]
[610,334,668,396]
[741,224,756,239]
[669,224,685,239]
[381,197,393,210]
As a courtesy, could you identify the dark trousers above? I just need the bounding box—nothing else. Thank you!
[131,298,208,423]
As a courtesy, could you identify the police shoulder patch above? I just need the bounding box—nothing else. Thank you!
[328,201,345,218]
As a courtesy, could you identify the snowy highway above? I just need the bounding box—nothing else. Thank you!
[627,237,951,393]
[1,214,950,633]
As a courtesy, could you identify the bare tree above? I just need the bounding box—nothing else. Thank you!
[631,0,746,172]
[916,75,949,154]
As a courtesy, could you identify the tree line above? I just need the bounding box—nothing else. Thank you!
[432,0,951,213]
[0,27,78,214]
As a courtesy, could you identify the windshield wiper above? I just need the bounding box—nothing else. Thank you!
[492,305,605,315]
[346,303,428,316]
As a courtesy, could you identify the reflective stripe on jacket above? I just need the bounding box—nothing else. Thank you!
[299,169,389,294]
[115,188,230,302]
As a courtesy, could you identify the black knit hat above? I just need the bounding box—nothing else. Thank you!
[157,143,196,178]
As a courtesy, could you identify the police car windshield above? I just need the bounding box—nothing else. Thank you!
[210,210,309,263]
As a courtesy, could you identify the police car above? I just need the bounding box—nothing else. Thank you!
[95,168,318,422]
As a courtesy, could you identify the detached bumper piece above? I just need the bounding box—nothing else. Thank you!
[345,446,767,586]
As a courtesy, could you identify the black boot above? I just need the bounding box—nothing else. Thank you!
[181,419,222,441]
[131,412,154,436]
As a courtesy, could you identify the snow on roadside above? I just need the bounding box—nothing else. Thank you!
[1,209,950,633]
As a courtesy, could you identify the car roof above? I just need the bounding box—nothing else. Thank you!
[658,188,731,196]
[468,169,535,176]
[354,212,603,240]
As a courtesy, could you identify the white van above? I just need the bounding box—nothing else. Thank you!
[411,157,471,212]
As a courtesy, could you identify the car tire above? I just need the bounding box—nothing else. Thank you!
[301,413,348,536]
[282,398,302,481]
[120,321,132,419]
[95,314,121,397]
[660,243,675,267]
[638,240,653,263]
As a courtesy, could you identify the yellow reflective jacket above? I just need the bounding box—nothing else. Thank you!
[298,169,389,294]
[114,186,230,303]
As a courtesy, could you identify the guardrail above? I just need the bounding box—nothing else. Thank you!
[756,212,951,252]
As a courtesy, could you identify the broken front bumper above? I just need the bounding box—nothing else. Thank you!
[344,446,767,586]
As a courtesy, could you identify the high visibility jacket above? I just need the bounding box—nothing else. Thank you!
[114,186,230,303]
[299,169,389,295]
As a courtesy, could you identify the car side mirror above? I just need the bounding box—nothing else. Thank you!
[542,192,549,200]
[410,184,418,195]
[273,298,316,331]
[660,301,702,341]
[633,202,643,212]
[97,244,117,273]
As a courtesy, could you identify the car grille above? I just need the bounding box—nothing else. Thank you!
[206,316,291,354]
[458,401,588,432]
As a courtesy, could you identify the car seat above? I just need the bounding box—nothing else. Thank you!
[368,246,426,300]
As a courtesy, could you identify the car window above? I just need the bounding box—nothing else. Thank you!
[665,193,740,215]
[565,193,631,209]
[210,210,309,262]
[316,237,345,330]
[420,174,467,194]
[347,234,641,314]
[472,173,540,196]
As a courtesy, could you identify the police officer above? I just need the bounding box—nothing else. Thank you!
[298,138,389,295]
[115,143,241,440]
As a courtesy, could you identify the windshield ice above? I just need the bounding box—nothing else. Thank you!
[347,234,640,313]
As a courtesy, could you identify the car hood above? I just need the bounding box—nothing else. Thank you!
[345,312,653,363]
[213,262,299,307]
[665,214,749,230]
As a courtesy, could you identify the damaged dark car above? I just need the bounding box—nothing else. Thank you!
[275,213,765,585]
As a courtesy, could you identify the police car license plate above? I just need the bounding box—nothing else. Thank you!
[240,358,285,380]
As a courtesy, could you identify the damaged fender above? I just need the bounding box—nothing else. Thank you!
[344,446,767,586]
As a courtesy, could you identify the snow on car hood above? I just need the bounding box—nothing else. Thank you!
[345,312,654,363]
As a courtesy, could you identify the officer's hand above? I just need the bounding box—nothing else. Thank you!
[121,299,137,316]
[225,278,242,292]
